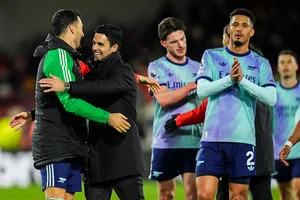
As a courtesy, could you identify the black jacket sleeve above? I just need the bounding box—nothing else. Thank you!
[30,109,35,121]
[69,65,135,97]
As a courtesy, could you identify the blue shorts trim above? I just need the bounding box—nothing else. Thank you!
[40,161,81,193]
[195,142,256,182]
[274,158,300,183]
[149,148,198,181]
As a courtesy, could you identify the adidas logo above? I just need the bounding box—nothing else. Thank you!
[219,62,227,67]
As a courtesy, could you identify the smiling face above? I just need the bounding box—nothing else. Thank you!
[229,15,254,47]
[92,33,118,61]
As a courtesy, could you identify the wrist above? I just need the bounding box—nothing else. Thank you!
[64,82,71,92]
[285,141,293,148]
[175,115,181,127]
[227,75,234,85]
[30,109,35,121]
[238,77,246,86]
[189,82,197,91]
[134,74,139,82]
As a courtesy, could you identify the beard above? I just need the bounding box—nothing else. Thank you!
[233,40,244,47]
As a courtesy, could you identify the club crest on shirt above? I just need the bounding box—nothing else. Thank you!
[247,65,258,71]
[150,70,160,81]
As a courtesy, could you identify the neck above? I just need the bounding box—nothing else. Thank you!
[59,34,75,49]
[97,52,114,62]
[228,42,249,54]
[166,52,186,64]
[280,76,298,88]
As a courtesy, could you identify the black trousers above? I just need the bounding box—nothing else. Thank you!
[84,174,145,200]
[216,174,273,200]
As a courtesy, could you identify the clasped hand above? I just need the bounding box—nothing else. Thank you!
[230,57,243,82]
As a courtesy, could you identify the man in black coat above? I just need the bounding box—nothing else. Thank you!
[38,24,146,200]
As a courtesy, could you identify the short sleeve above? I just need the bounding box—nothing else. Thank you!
[258,59,276,87]
[148,62,167,86]
[195,50,213,82]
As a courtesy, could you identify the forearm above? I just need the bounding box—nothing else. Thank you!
[177,109,204,127]
[238,78,277,106]
[177,98,208,127]
[155,85,195,107]
[69,80,131,97]
[288,121,300,146]
[197,76,233,99]
[58,93,110,124]
[69,70,133,97]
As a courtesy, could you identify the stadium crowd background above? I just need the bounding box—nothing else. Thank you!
[0,0,299,161]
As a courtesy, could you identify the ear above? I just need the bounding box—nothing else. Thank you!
[69,24,76,34]
[111,44,119,52]
[296,63,299,71]
[160,40,167,48]
[250,28,255,37]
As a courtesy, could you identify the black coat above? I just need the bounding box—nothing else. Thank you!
[254,101,275,175]
[32,33,88,169]
[69,51,146,183]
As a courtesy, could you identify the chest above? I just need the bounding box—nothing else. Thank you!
[163,64,198,89]
[214,58,259,84]
[274,88,300,115]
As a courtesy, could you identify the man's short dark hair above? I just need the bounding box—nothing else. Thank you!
[230,8,256,26]
[95,24,123,50]
[158,17,186,41]
[52,9,81,37]
[279,49,298,61]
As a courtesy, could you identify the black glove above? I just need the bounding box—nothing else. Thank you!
[164,114,179,133]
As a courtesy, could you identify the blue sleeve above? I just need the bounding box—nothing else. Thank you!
[148,62,167,86]
[195,50,214,82]
[197,76,234,99]
[258,59,276,87]
[239,78,277,106]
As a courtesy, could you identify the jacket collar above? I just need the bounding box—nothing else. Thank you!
[33,33,81,59]
[87,51,122,75]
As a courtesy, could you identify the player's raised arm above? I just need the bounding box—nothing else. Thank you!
[237,59,277,106]
[196,50,235,99]
[148,62,196,107]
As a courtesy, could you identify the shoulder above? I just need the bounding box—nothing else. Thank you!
[186,57,200,66]
[149,56,166,67]
[148,57,168,74]
[44,48,71,64]
[202,48,226,61]
[204,47,226,55]
[251,52,270,65]
[113,61,134,74]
